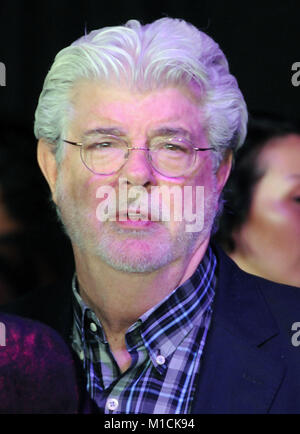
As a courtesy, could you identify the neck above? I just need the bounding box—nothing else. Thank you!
[73,238,210,338]
[229,248,300,287]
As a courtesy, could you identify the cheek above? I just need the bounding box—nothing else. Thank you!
[270,201,300,235]
[57,168,101,222]
[248,195,300,244]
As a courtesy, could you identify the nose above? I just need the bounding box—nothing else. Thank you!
[120,147,154,186]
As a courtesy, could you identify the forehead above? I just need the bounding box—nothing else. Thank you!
[259,134,300,176]
[68,80,205,139]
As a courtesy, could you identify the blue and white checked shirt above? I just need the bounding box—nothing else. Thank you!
[71,245,217,414]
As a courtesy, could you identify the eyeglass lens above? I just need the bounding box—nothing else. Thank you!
[81,136,202,176]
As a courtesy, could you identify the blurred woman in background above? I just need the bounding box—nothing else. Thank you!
[215,114,300,287]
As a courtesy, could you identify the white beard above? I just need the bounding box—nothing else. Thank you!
[54,173,219,273]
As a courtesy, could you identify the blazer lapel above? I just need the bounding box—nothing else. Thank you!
[191,245,286,414]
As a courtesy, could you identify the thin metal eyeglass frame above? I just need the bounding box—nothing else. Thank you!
[62,138,217,177]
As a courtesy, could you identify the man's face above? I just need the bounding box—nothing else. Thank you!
[51,81,226,272]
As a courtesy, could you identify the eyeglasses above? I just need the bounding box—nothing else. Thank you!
[63,134,217,177]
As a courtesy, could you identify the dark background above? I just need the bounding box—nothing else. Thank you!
[1,0,300,128]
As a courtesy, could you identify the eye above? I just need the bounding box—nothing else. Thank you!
[96,142,112,148]
[87,141,114,150]
[293,196,300,203]
[162,143,189,153]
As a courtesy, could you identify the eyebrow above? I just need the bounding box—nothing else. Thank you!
[149,127,193,139]
[82,126,193,138]
[82,127,127,137]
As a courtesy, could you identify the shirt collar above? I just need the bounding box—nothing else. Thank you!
[136,245,217,374]
[72,244,217,375]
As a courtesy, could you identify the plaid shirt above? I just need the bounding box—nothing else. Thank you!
[71,245,217,414]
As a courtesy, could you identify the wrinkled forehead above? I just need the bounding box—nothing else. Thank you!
[69,77,202,107]
[67,79,207,141]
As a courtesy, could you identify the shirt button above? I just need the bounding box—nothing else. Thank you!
[90,322,97,332]
[156,354,165,365]
[79,351,84,360]
[107,398,119,411]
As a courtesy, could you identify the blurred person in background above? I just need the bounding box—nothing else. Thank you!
[0,122,73,304]
[0,312,95,413]
[215,114,300,287]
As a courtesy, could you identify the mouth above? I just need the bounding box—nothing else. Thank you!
[115,210,158,228]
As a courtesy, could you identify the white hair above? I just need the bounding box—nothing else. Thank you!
[34,17,248,165]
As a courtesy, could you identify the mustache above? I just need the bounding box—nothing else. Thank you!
[113,194,162,221]
[95,180,187,223]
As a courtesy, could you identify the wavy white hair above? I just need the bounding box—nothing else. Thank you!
[34,17,247,165]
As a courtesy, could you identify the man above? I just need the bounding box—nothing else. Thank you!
[3,18,300,413]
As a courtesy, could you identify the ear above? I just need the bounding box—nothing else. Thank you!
[215,149,233,194]
[37,139,59,203]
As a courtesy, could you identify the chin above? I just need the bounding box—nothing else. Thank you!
[92,222,200,273]
[94,236,175,273]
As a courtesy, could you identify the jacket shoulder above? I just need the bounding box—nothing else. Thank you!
[214,242,300,345]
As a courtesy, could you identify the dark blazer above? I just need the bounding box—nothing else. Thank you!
[1,244,300,414]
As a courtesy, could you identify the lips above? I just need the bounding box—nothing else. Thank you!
[116,210,152,222]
